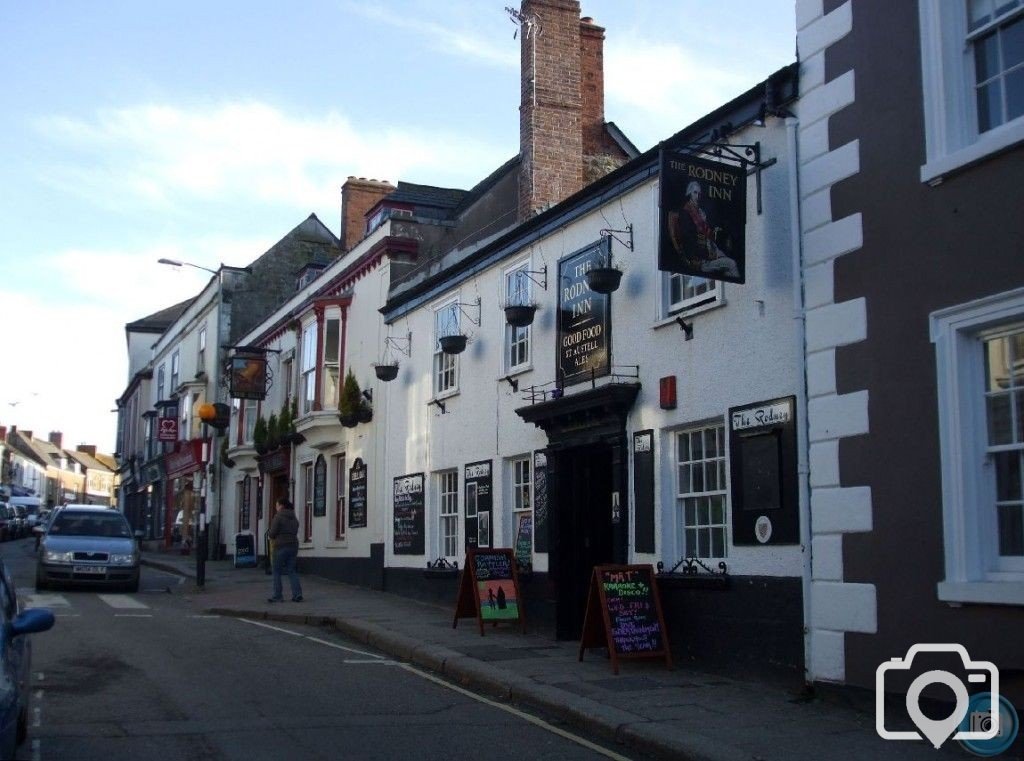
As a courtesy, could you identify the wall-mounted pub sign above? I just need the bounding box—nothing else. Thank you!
[229,353,268,401]
[728,396,798,545]
[348,458,367,528]
[659,151,746,284]
[393,473,425,555]
[464,460,492,551]
[557,239,611,386]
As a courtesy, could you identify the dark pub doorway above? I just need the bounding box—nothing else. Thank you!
[554,443,615,639]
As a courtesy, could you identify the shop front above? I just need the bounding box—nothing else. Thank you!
[163,439,208,549]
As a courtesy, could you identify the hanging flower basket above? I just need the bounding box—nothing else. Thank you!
[439,334,468,355]
[585,266,622,294]
[504,304,537,328]
[374,363,399,382]
[338,412,359,428]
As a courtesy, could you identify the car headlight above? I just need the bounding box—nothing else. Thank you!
[43,550,74,563]
[108,553,138,566]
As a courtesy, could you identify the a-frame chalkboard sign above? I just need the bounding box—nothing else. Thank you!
[453,548,526,636]
[578,564,673,674]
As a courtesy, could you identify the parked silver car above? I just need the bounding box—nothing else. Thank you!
[35,506,140,592]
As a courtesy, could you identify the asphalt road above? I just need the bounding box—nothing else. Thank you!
[0,538,636,761]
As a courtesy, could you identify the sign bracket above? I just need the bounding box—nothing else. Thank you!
[667,140,768,214]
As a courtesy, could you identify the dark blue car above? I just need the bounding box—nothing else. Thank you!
[0,559,54,758]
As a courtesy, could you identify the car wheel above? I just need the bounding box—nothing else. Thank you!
[126,577,140,593]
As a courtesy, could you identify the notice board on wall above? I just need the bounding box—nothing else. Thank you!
[452,548,526,636]
[632,431,655,554]
[393,473,425,555]
[578,564,672,674]
[349,458,367,528]
[533,451,548,553]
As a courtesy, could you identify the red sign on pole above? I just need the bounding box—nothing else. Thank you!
[157,418,179,442]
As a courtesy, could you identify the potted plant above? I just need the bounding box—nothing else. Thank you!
[287,398,305,443]
[585,262,622,294]
[253,416,268,455]
[374,362,399,382]
[504,303,538,328]
[439,334,468,355]
[338,370,362,428]
[277,405,291,445]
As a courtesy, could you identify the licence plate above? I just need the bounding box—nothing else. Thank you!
[73,565,107,575]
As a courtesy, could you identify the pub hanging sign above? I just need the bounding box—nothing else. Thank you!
[659,151,746,284]
[557,238,611,387]
[228,353,268,401]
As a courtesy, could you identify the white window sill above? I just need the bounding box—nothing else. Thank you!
[938,580,1024,606]
[499,365,533,381]
[324,541,347,550]
[653,296,725,331]
[921,120,1024,184]
[431,389,460,403]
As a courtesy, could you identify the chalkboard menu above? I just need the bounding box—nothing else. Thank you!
[313,454,327,517]
[632,431,655,553]
[393,473,424,555]
[348,458,367,528]
[557,239,611,386]
[234,533,257,568]
[514,513,532,570]
[464,460,492,550]
[578,564,672,674]
[453,548,526,635]
[533,451,548,553]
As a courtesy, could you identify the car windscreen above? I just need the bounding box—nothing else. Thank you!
[49,512,132,538]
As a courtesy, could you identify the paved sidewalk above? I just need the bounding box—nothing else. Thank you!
[142,551,967,761]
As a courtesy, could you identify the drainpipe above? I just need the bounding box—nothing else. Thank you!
[787,115,814,685]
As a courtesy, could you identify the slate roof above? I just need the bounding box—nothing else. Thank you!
[67,449,112,473]
[385,182,467,210]
[126,298,195,333]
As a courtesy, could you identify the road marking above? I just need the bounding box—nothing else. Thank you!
[32,738,40,761]
[32,706,40,727]
[343,659,400,665]
[22,592,70,607]
[239,618,630,760]
[98,594,149,609]
[114,613,153,618]
[191,614,221,619]
[398,663,632,761]
[304,635,385,659]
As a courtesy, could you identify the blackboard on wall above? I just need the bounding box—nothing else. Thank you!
[533,451,548,553]
[632,431,655,553]
[453,548,526,635]
[578,564,672,674]
[393,473,425,555]
[349,458,367,528]
[464,460,492,550]
[313,454,327,517]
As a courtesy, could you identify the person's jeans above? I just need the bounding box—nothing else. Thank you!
[271,545,302,600]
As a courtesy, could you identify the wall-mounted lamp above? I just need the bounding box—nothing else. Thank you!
[675,316,694,340]
[429,399,446,415]
[361,389,373,404]
[502,376,519,392]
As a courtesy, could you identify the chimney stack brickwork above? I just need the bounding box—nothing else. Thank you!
[340,177,397,252]
[519,0,584,221]
[48,431,63,450]
[77,444,97,458]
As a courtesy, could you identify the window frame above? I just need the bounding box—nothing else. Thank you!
[511,456,533,563]
[433,299,460,397]
[663,272,723,317]
[197,325,207,374]
[674,421,729,561]
[170,350,180,394]
[503,260,533,374]
[333,453,346,542]
[322,315,341,410]
[302,461,314,543]
[919,0,1024,182]
[301,322,317,414]
[437,470,459,561]
[931,286,1024,605]
[157,364,166,402]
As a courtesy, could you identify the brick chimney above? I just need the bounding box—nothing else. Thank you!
[22,430,32,441]
[48,431,62,449]
[519,0,583,221]
[77,444,97,458]
[339,177,396,252]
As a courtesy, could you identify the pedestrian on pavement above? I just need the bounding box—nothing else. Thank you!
[267,497,303,603]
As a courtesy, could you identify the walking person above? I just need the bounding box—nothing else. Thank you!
[267,497,303,603]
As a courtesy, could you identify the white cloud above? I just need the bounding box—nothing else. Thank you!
[34,101,508,215]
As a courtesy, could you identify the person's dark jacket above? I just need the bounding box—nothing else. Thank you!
[269,507,299,550]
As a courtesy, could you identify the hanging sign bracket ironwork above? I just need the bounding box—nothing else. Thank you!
[599,223,633,252]
[668,140,771,214]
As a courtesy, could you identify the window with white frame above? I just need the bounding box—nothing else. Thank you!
[301,322,317,414]
[170,350,180,393]
[333,453,346,541]
[282,357,294,408]
[504,263,532,372]
[920,0,1024,181]
[197,326,207,374]
[511,456,532,562]
[664,273,721,315]
[675,423,728,559]
[931,287,1024,604]
[157,364,166,402]
[322,317,340,409]
[434,301,459,396]
[438,470,459,559]
[243,399,258,444]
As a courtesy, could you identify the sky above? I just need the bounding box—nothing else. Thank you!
[0,0,796,454]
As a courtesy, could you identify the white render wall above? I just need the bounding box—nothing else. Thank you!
[379,120,803,579]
